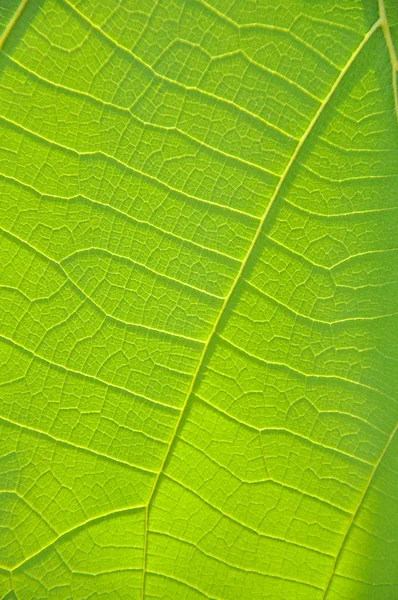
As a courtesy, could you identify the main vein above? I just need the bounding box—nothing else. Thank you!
[322,422,397,598]
[139,17,382,598]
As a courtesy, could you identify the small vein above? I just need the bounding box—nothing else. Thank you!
[60,247,225,300]
[10,505,146,572]
[301,162,398,183]
[171,438,355,513]
[196,0,341,70]
[1,51,283,179]
[163,472,335,557]
[0,114,259,220]
[150,530,325,589]
[245,279,398,325]
[217,333,395,404]
[0,333,180,411]
[0,490,57,537]
[0,414,158,474]
[152,39,322,103]
[61,0,298,143]
[282,196,398,218]
[147,570,221,600]
[0,225,215,343]
[0,169,244,262]
[189,394,377,466]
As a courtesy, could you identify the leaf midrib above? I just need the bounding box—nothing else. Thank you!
[140,15,382,598]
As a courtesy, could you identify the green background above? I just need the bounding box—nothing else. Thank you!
[0,0,397,598]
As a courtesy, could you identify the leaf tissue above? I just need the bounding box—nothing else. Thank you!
[0,0,397,598]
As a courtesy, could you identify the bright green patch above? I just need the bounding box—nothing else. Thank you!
[0,0,397,598]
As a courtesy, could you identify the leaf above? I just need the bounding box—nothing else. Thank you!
[0,0,397,598]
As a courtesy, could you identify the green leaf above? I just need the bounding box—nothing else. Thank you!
[0,0,397,598]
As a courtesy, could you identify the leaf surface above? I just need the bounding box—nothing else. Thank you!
[0,0,397,598]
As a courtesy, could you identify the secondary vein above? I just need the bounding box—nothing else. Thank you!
[0,0,29,50]
[379,0,398,123]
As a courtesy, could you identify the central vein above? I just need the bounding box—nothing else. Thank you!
[139,17,382,599]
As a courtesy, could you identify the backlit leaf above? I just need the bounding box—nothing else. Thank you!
[0,0,397,598]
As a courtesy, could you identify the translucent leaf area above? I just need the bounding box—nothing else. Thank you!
[0,0,397,598]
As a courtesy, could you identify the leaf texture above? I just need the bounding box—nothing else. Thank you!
[0,0,397,598]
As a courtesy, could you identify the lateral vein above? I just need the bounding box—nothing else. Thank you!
[0,0,29,51]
